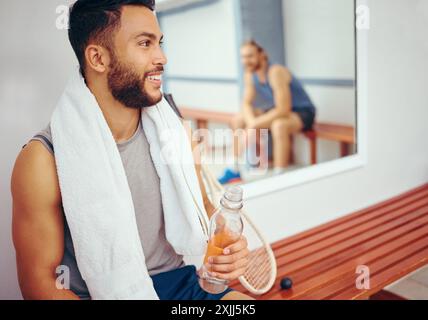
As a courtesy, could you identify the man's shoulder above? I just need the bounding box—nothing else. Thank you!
[26,123,54,155]
[268,64,291,84]
[13,140,58,189]
[269,64,290,76]
[12,140,61,210]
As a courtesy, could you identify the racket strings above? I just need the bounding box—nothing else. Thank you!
[200,165,277,294]
[243,247,273,289]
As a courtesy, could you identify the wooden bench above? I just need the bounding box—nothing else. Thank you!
[303,123,355,165]
[230,183,428,299]
[179,107,355,165]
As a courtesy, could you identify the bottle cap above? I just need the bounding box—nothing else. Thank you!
[221,186,243,210]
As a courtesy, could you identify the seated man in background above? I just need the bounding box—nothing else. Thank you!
[219,40,316,184]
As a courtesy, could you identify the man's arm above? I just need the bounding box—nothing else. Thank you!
[249,65,292,129]
[241,71,257,126]
[11,142,79,300]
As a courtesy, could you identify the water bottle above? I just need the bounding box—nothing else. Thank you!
[198,185,244,294]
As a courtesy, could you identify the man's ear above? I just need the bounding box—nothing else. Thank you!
[84,44,110,73]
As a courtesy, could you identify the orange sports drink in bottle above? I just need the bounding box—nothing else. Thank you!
[198,186,244,294]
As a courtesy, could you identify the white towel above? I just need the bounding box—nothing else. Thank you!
[50,68,209,300]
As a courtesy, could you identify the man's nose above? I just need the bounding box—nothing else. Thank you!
[153,46,167,66]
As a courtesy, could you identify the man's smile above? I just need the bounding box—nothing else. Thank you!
[145,71,163,88]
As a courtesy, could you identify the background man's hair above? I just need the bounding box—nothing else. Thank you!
[68,0,156,75]
[242,39,263,52]
[242,39,269,61]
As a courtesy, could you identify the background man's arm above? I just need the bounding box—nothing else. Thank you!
[11,142,80,300]
[241,71,257,125]
[249,65,292,129]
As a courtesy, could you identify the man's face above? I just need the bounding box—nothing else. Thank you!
[240,44,262,72]
[107,5,167,109]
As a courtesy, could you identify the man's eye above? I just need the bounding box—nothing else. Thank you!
[139,41,150,47]
[138,40,164,48]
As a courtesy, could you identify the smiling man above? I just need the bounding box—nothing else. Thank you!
[11,0,251,300]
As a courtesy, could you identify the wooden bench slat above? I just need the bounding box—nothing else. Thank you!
[270,185,428,250]
[179,108,356,144]
[273,188,428,254]
[331,245,428,300]
[313,123,355,144]
[296,235,428,300]
[180,107,235,124]
[179,106,356,163]
[266,217,428,300]
[273,196,428,260]
[263,209,428,299]
[231,209,428,299]
[230,184,428,299]
[273,202,428,273]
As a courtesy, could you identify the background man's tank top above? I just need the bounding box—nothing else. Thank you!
[252,66,315,112]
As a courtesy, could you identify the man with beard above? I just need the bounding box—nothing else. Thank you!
[11,0,251,300]
[219,40,316,184]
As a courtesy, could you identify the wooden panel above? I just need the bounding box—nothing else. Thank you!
[230,184,428,300]
[314,123,355,144]
[179,107,236,125]
[333,245,428,299]
[292,230,428,300]
[270,185,428,250]
[178,107,355,144]
[267,211,428,300]
[274,194,428,256]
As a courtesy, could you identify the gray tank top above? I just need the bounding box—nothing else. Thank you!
[28,119,185,299]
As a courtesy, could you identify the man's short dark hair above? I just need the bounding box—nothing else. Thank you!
[68,0,156,75]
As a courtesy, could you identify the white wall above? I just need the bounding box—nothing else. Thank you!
[0,0,76,300]
[1,0,427,300]
[244,0,428,245]
[283,0,356,164]
[160,0,241,112]
[283,0,355,79]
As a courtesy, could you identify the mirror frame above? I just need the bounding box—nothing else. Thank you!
[242,0,368,200]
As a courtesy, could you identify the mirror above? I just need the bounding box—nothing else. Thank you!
[158,0,357,186]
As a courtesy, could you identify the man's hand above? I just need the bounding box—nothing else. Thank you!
[245,115,257,130]
[205,236,250,281]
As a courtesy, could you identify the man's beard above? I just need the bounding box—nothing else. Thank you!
[248,60,262,72]
[107,53,162,109]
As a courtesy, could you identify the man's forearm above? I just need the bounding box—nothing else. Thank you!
[251,107,290,129]
[242,103,255,125]
[21,278,81,300]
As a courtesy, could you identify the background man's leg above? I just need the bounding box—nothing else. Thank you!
[270,113,304,169]
[232,114,246,161]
